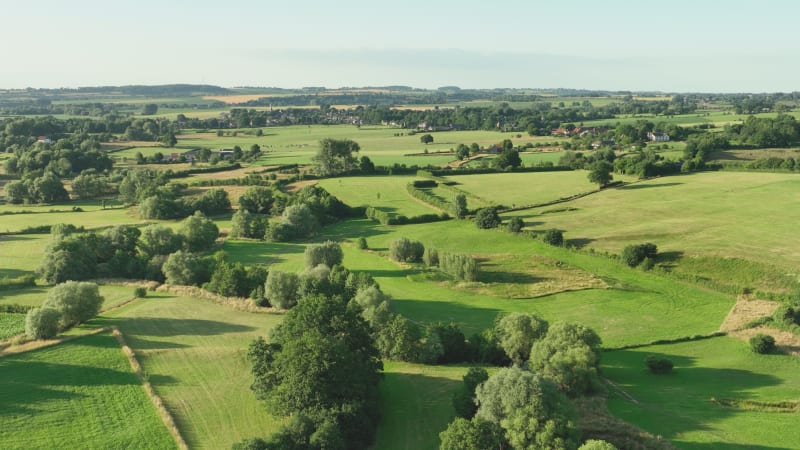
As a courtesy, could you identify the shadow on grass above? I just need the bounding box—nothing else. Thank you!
[619,182,684,190]
[223,240,306,266]
[391,297,502,333]
[604,346,786,445]
[97,317,256,338]
[566,237,595,249]
[319,219,391,242]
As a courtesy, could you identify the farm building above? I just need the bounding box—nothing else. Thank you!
[647,131,670,142]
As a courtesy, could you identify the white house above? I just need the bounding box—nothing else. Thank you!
[647,132,670,142]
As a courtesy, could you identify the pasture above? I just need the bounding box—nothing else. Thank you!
[89,293,285,449]
[604,336,800,449]
[503,171,800,293]
[0,331,175,449]
[318,176,443,217]
[0,284,136,310]
[0,206,143,234]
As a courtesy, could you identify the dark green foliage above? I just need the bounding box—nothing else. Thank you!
[412,179,437,188]
[429,322,470,363]
[189,188,231,216]
[42,281,104,328]
[247,293,382,450]
[452,367,489,419]
[281,204,320,239]
[312,138,360,176]
[180,211,219,252]
[621,243,658,267]
[453,194,468,219]
[138,225,184,258]
[264,221,295,242]
[230,209,268,239]
[238,186,275,214]
[579,440,619,450]
[420,133,434,144]
[475,367,580,450]
[304,241,344,270]
[439,417,507,450]
[71,171,110,199]
[162,250,212,286]
[494,148,521,170]
[375,314,423,362]
[474,207,501,229]
[133,287,147,298]
[439,252,479,282]
[231,437,268,450]
[529,322,603,396]
[264,270,300,310]
[542,229,564,246]
[118,169,169,204]
[138,194,187,219]
[389,237,425,263]
[645,355,674,374]
[749,333,776,354]
[587,160,613,187]
[356,237,368,250]
[494,312,549,366]
[507,217,524,233]
[25,307,62,340]
[39,235,98,283]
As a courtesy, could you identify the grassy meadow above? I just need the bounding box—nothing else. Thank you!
[318,176,442,216]
[604,336,800,449]
[0,331,176,450]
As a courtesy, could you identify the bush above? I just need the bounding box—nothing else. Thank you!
[133,287,147,298]
[25,307,62,340]
[621,243,658,267]
[357,237,368,250]
[474,207,501,229]
[750,333,776,354]
[645,355,674,374]
[162,250,211,286]
[264,270,300,309]
[42,281,104,328]
[439,252,479,281]
[180,211,220,252]
[389,237,425,263]
[507,216,524,233]
[423,247,439,267]
[304,241,343,269]
[542,229,564,246]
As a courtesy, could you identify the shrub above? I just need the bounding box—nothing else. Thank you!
[133,287,147,298]
[542,229,564,246]
[621,243,658,267]
[750,333,776,354]
[42,281,104,328]
[423,247,439,267]
[579,440,619,450]
[389,237,425,262]
[162,250,211,286]
[357,237,368,250]
[25,307,62,340]
[645,355,674,374]
[439,252,479,282]
[304,241,343,269]
[507,216,524,233]
[474,207,501,229]
[180,211,220,252]
[264,270,300,309]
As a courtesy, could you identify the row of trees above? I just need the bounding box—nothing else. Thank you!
[25,281,104,339]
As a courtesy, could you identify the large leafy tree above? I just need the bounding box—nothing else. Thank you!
[529,322,603,396]
[42,281,104,328]
[248,293,382,449]
[494,312,548,366]
[311,138,360,176]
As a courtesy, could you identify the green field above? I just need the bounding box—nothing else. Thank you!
[318,176,443,217]
[504,171,800,292]
[89,293,285,449]
[605,336,800,449]
[0,234,51,276]
[0,285,136,310]
[0,207,145,234]
[0,331,176,449]
[443,170,636,208]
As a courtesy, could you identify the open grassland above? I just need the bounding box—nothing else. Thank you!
[0,206,144,234]
[712,147,800,161]
[0,285,136,310]
[318,176,443,216]
[240,220,734,348]
[0,331,175,450]
[0,234,50,276]
[0,313,25,339]
[375,362,485,450]
[504,171,800,292]
[443,171,636,208]
[604,336,800,449]
[88,293,285,450]
[177,126,555,168]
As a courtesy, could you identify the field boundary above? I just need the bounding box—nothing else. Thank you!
[0,326,108,358]
[111,326,189,450]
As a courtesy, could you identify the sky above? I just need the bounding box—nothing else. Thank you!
[2,0,799,92]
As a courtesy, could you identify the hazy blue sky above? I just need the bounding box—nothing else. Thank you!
[3,0,799,92]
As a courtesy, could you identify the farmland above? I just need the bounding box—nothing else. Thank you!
[2,86,800,450]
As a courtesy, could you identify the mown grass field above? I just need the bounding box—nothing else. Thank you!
[318,176,443,216]
[0,234,50,276]
[87,293,285,450]
[0,206,144,234]
[0,285,136,310]
[0,331,176,449]
[604,336,800,449]
[504,171,800,292]
[443,170,636,207]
